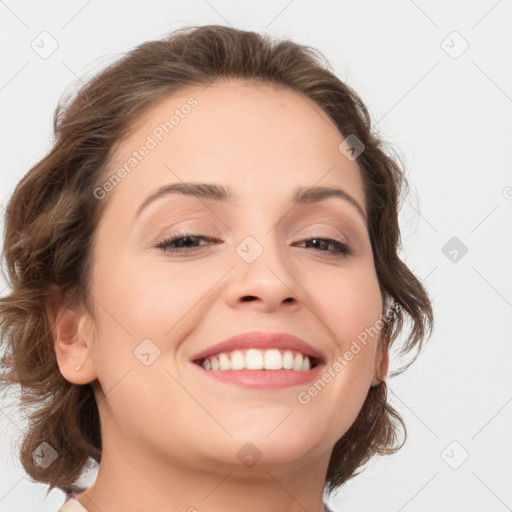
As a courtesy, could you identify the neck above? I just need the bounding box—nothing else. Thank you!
[77,429,331,512]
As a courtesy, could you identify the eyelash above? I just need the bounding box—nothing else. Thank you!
[156,229,352,257]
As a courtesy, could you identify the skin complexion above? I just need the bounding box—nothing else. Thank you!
[52,78,389,512]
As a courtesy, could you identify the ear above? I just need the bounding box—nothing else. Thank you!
[371,292,391,386]
[371,340,389,387]
[47,292,97,385]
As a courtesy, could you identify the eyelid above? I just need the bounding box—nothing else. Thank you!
[149,221,219,245]
[294,223,350,243]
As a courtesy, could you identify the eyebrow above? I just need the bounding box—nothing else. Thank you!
[134,182,367,225]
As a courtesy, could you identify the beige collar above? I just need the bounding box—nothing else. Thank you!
[59,498,88,512]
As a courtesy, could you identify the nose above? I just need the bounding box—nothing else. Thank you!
[224,234,302,313]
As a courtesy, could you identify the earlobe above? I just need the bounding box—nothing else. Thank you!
[371,300,391,387]
[371,345,389,387]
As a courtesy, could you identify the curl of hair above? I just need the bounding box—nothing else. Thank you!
[0,24,433,495]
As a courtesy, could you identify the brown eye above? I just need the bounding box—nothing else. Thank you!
[156,232,222,254]
[295,237,351,256]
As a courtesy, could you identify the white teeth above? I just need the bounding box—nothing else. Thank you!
[282,349,294,369]
[264,348,282,370]
[293,352,303,372]
[198,348,314,372]
[230,349,245,370]
[219,353,230,371]
[245,348,264,369]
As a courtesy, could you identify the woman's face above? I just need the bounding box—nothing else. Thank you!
[78,79,387,474]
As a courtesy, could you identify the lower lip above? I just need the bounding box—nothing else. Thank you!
[192,363,324,389]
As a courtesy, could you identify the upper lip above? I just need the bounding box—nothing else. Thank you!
[191,331,326,365]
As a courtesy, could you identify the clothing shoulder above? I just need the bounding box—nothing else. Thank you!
[58,497,88,512]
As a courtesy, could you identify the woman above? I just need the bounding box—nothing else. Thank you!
[0,25,433,512]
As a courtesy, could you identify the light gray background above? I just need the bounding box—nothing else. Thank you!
[0,1,511,511]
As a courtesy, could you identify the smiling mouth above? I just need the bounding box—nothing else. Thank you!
[193,348,321,372]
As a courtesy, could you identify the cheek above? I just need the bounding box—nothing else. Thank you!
[91,244,216,338]
[301,256,383,347]
[123,260,224,341]
[298,258,383,397]
[88,255,232,399]
[87,259,209,435]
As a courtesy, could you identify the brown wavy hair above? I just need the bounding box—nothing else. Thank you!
[0,24,433,496]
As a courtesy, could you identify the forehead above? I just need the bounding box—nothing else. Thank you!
[103,78,365,215]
